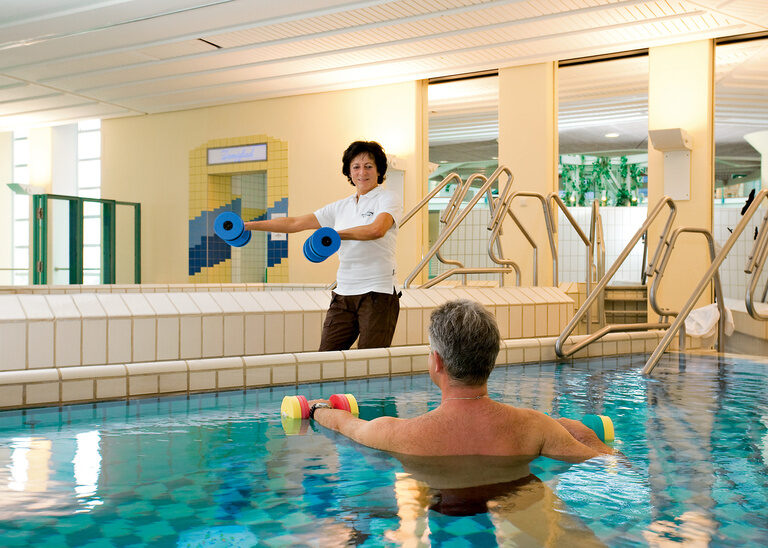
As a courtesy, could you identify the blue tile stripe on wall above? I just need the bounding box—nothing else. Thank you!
[189,199,286,276]
[267,197,289,268]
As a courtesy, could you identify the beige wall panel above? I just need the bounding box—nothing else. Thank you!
[648,40,714,312]
[102,82,424,284]
[498,62,558,287]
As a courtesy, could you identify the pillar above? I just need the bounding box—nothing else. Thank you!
[647,40,715,312]
[498,62,558,286]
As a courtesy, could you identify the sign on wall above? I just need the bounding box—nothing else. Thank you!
[207,143,267,165]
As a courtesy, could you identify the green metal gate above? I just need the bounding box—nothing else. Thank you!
[32,194,141,285]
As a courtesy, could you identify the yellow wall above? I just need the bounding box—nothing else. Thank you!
[647,40,715,311]
[102,82,425,284]
[498,62,558,286]
[28,128,52,191]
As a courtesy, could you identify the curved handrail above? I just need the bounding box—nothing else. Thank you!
[647,227,724,319]
[400,172,463,227]
[745,205,768,320]
[403,166,515,288]
[589,199,606,328]
[492,191,558,286]
[434,174,488,283]
[643,190,768,374]
[556,196,678,358]
[548,193,596,330]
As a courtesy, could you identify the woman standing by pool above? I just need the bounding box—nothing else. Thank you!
[243,140,402,351]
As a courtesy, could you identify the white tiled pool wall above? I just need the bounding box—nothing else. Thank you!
[428,208,503,282]
[0,283,708,410]
[428,206,653,285]
[557,206,649,284]
[557,205,768,300]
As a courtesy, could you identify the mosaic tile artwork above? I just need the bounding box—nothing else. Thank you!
[188,136,289,283]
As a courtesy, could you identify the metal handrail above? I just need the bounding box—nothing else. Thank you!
[556,196,678,358]
[646,227,727,352]
[490,191,558,286]
[643,189,768,374]
[589,199,606,328]
[745,203,768,320]
[400,172,463,227]
[434,173,488,284]
[403,166,516,288]
[548,194,596,331]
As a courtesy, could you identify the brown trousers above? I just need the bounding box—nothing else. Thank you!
[319,290,400,351]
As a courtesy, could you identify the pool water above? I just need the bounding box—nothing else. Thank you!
[0,352,766,547]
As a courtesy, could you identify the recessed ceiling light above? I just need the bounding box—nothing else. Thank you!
[605,132,620,138]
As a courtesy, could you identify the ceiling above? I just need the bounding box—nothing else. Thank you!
[1,0,767,132]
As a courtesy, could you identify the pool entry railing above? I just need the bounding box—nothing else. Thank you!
[403,165,519,288]
[644,189,768,374]
[646,226,727,353]
[489,191,558,287]
[549,194,598,332]
[556,196,679,358]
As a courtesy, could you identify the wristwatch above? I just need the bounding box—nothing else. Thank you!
[309,402,331,420]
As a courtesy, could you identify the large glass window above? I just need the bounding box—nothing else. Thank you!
[427,74,499,282]
[558,55,649,285]
[12,130,30,285]
[714,37,768,301]
[78,120,102,284]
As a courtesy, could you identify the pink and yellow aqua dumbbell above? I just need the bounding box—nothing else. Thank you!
[280,393,359,420]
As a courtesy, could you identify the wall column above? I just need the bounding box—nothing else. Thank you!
[647,40,715,311]
[498,62,558,286]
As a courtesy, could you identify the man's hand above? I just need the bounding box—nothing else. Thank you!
[556,418,613,455]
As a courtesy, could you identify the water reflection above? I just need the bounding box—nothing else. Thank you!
[388,454,606,546]
[1,431,102,517]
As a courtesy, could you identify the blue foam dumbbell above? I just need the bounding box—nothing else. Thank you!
[303,227,340,263]
[214,212,251,247]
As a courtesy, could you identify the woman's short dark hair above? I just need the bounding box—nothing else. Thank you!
[342,141,387,186]
[429,300,500,386]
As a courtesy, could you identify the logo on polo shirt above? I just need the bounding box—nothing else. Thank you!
[361,210,374,218]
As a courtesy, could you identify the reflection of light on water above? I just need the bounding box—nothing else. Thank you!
[9,437,51,492]
[386,472,431,545]
[72,431,102,510]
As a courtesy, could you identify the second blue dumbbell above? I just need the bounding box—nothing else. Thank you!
[214,212,251,247]
[303,227,340,262]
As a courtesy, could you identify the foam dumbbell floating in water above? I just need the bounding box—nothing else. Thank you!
[280,393,359,419]
[581,414,615,443]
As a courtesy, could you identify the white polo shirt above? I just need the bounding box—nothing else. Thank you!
[314,186,402,296]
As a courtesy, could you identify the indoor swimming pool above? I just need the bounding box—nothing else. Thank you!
[0,352,766,547]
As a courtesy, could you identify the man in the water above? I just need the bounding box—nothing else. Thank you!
[310,299,613,462]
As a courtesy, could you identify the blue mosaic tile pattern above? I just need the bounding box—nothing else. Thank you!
[188,199,272,276]
[267,197,289,268]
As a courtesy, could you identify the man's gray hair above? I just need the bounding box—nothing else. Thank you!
[428,299,500,386]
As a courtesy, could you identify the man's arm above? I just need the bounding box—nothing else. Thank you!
[337,212,394,241]
[311,405,403,451]
[536,413,613,463]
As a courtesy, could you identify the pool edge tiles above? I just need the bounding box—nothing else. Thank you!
[0,329,711,412]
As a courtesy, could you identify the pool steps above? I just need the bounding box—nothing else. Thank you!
[0,283,710,410]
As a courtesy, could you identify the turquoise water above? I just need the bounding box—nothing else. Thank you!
[0,353,766,546]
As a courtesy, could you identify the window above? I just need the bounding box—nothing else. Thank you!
[558,55,650,285]
[428,74,499,281]
[12,130,30,285]
[78,120,102,284]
